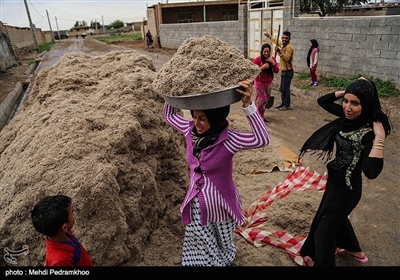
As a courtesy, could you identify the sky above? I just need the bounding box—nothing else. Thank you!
[0,0,197,31]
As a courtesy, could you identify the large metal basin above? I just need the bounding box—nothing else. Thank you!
[163,85,243,110]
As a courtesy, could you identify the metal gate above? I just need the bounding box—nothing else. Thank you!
[247,0,284,61]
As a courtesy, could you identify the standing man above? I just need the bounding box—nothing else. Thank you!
[264,30,294,111]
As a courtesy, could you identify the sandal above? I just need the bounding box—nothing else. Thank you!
[336,248,346,255]
[336,249,368,264]
[303,256,314,267]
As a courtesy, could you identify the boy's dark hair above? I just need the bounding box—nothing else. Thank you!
[31,195,72,237]
[283,30,291,37]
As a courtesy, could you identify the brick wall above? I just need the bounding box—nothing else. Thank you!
[4,25,38,59]
[0,22,53,65]
[35,29,52,45]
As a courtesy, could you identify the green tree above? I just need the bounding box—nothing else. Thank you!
[73,21,87,27]
[90,20,100,29]
[300,0,369,17]
[110,20,124,29]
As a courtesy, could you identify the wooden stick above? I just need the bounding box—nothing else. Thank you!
[274,24,281,57]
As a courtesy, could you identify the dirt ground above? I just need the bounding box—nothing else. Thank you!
[0,38,399,272]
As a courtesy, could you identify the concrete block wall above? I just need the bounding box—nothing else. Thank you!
[157,0,399,85]
[159,4,248,56]
[284,1,400,84]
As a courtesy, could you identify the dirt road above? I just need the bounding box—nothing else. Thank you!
[35,38,173,74]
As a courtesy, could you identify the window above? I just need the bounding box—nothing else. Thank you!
[222,10,237,21]
[178,12,193,23]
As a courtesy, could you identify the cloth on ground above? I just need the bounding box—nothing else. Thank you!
[235,165,327,266]
[251,144,302,173]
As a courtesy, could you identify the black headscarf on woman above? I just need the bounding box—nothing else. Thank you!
[260,43,274,77]
[190,105,230,158]
[298,79,392,162]
[306,39,319,68]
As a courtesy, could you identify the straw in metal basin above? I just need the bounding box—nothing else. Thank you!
[163,85,244,110]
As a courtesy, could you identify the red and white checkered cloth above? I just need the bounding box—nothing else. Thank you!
[235,165,327,266]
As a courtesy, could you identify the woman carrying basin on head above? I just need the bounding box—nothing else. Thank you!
[163,79,270,266]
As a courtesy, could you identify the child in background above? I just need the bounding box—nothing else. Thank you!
[31,195,93,266]
[307,39,319,86]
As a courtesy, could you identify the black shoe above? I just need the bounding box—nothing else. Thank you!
[275,104,284,109]
[279,105,291,111]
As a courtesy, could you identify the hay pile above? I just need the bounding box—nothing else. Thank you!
[0,50,189,266]
[152,35,260,96]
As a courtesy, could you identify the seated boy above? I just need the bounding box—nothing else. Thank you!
[31,195,93,266]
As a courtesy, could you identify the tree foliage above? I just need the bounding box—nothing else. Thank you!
[110,20,124,29]
[90,20,100,29]
[73,20,88,27]
[299,0,370,17]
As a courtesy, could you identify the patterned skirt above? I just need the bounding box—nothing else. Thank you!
[181,196,236,266]
[254,81,272,116]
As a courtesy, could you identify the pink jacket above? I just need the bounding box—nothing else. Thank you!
[163,102,270,226]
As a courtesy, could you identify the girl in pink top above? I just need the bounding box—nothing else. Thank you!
[307,39,319,86]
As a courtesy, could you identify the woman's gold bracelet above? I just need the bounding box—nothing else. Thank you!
[374,139,385,144]
[372,145,384,150]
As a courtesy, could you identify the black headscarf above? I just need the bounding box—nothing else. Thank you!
[299,79,392,162]
[306,39,319,68]
[190,105,230,158]
[260,43,274,77]
[345,79,392,135]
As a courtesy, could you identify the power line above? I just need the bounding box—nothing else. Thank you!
[8,0,24,26]
[4,0,156,30]
[28,0,45,19]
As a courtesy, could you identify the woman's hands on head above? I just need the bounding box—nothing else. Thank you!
[237,79,253,108]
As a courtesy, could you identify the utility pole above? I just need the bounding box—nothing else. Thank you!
[23,0,40,52]
[102,15,105,34]
[55,16,61,41]
[46,10,55,43]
